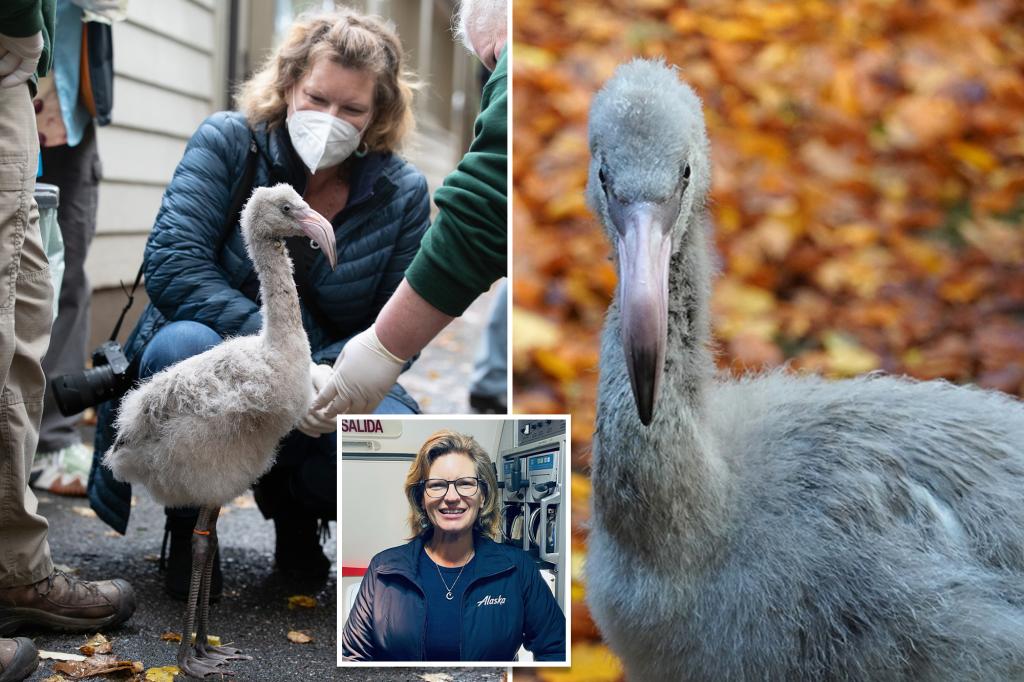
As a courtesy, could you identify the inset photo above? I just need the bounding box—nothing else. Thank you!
[338,416,570,667]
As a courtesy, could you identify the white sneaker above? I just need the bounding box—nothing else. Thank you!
[30,441,92,497]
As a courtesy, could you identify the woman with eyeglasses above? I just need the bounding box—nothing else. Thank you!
[342,430,566,662]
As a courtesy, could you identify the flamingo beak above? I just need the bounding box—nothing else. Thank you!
[612,201,674,426]
[295,207,337,269]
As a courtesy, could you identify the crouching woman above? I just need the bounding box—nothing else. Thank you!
[89,8,429,598]
[342,431,566,662]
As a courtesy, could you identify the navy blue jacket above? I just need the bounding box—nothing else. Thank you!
[343,535,566,662]
[88,111,430,532]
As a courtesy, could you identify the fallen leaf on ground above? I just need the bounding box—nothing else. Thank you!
[160,632,222,646]
[52,564,78,575]
[537,642,624,682]
[286,630,312,644]
[144,665,180,681]
[52,654,143,678]
[71,506,96,518]
[37,651,86,662]
[41,675,68,682]
[78,633,112,655]
[419,673,453,682]
[287,595,317,609]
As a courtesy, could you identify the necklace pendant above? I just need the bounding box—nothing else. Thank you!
[445,591,453,601]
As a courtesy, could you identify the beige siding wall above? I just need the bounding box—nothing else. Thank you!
[86,0,222,289]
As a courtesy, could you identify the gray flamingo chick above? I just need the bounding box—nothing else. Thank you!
[104,183,336,678]
[586,59,1024,681]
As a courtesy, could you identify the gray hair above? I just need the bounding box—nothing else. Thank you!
[455,0,507,57]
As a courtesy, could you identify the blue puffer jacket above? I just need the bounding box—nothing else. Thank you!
[89,111,430,532]
[342,535,566,662]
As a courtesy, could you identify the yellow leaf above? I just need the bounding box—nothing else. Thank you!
[949,141,998,172]
[71,506,96,518]
[145,666,180,682]
[514,44,556,71]
[534,349,576,382]
[538,642,624,682]
[823,332,879,377]
[160,632,221,646]
[287,595,317,609]
[699,17,762,42]
[287,630,313,644]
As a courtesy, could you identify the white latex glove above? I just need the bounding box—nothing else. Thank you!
[69,0,125,10]
[312,325,404,417]
[297,362,337,437]
[0,32,43,88]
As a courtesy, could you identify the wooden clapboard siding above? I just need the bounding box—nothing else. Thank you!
[95,183,166,235]
[87,0,221,289]
[109,78,209,141]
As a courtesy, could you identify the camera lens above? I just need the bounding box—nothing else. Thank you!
[52,364,117,417]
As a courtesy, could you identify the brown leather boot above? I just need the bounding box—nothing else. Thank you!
[0,570,135,636]
[0,638,38,682]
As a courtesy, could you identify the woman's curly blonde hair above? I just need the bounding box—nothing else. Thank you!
[403,430,500,540]
[235,8,417,152]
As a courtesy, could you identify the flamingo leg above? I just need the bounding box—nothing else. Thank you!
[195,508,249,664]
[176,506,238,678]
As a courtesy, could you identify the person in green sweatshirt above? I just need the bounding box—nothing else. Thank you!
[313,0,508,417]
[0,3,136,681]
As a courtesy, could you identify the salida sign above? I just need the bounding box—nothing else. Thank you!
[340,419,402,438]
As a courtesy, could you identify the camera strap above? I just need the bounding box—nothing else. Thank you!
[110,263,144,343]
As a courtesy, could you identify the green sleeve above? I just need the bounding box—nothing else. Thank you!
[405,48,508,317]
[0,0,43,37]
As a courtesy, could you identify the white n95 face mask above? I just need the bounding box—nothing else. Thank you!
[287,104,366,174]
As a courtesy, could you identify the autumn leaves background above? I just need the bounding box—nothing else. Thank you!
[509,0,1024,679]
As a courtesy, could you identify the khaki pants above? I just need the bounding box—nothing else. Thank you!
[0,83,55,587]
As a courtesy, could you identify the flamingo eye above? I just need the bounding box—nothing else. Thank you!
[599,163,611,195]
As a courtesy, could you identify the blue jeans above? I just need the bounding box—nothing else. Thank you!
[142,321,413,519]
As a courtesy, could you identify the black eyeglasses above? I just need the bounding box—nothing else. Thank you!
[421,477,481,498]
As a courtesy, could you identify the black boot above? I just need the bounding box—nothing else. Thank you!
[254,468,330,582]
[160,512,223,602]
[272,510,331,582]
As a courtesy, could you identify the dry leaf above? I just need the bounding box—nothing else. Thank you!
[71,506,96,518]
[286,630,313,644]
[37,651,86,662]
[52,654,143,678]
[41,675,68,682]
[537,642,624,682]
[78,633,112,656]
[160,631,221,646]
[419,673,453,682]
[145,666,180,682]
[287,595,317,609]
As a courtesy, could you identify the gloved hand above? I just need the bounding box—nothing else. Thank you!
[297,362,337,437]
[0,32,43,88]
[312,325,404,417]
[69,0,125,10]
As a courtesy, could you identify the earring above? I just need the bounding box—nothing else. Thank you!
[355,142,369,158]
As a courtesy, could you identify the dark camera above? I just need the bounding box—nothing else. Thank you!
[52,341,136,416]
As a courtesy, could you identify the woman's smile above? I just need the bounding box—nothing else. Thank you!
[424,453,483,535]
